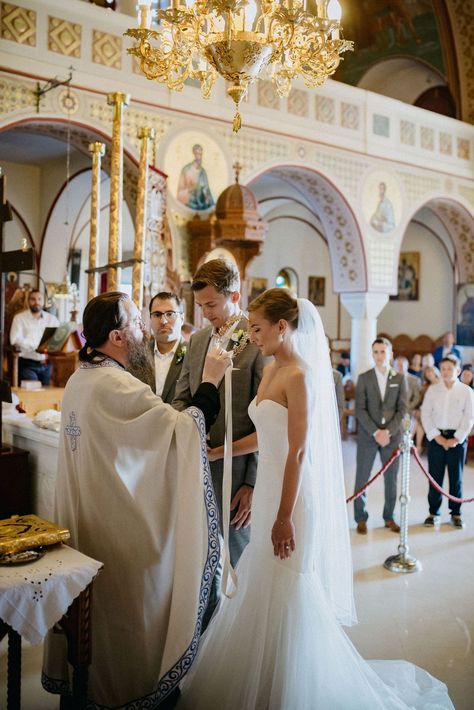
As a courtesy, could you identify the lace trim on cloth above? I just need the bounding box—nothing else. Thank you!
[41,406,220,710]
[80,357,123,370]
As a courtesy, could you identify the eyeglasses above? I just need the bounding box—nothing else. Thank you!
[150,310,181,321]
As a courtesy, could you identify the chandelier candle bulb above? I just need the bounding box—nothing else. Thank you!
[138,0,152,28]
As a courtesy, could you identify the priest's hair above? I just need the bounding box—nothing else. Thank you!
[80,291,129,362]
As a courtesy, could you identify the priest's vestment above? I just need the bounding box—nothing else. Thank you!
[42,359,219,708]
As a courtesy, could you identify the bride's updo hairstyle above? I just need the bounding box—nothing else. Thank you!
[248,288,298,330]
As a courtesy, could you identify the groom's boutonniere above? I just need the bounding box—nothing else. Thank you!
[230,329,251,357]
[388,367,397,379]
[175,343,187,364]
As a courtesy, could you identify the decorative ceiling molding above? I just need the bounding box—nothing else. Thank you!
[253,167,367,293]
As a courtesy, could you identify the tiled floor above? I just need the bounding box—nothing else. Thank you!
[1,438,473,709]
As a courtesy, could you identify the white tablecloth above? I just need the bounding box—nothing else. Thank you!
[0,544,103,645]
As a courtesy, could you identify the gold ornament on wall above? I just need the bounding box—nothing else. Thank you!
[125,0,352,132]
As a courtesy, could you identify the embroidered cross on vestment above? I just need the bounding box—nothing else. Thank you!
[65,411,81,451]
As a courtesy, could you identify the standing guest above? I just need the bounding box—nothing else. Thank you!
[173,258,264,625]
[336,350,351,379]
[353,337,407,535]
[42,291,231,708]
[460,363,474,388]
[9,288,59,384]
[394,355,422,415]
[422,353,435,369]
[408,353,423,379]
[413,366,440,454]
[421,355,474,528]
[149,291,186,404]
[433,331,462,368]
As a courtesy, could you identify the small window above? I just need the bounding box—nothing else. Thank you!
[275,268,298,293]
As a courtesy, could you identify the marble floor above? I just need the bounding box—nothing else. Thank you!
[1,438,473,709]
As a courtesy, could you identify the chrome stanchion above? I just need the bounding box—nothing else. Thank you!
[384,415,421,574]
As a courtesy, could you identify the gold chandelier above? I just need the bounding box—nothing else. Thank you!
[125,0,353,132]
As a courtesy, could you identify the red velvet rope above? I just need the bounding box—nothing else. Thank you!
[410,445,474,504]
[345,448,401,504]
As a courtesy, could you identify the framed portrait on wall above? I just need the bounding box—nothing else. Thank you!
[390,251,420,301]
[308,276,325,307]
[248,277,268,303]
[456,283,474,346]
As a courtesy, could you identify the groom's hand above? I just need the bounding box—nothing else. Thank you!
[230,484,253,529]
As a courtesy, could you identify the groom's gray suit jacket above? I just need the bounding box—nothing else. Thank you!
[173,318,264,564]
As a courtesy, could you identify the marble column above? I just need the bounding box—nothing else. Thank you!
[340,292,389,381]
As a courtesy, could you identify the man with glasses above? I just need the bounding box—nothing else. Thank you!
[149,291,186,403]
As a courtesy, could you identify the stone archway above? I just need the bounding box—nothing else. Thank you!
[0,117,140,217]
[248,164,367,294]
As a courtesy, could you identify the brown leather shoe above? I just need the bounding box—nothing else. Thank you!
[356,521,367,535]
[385,520,400,533]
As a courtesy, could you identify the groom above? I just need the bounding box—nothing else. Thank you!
[173,258,264,623]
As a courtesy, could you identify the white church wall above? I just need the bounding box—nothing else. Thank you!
[377,222,454,339]
[246,216,349,340]
[2,160,41,248]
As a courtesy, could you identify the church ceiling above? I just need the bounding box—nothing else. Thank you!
[335,1,444,86]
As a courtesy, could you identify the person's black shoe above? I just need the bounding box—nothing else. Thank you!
[424,515,440,526]
[451,515,465,529]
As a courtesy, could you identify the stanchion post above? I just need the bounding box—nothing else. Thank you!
[384,414,421,574]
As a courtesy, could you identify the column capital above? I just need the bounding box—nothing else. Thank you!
[340,292,389,321]
[106,92,131,107]
[137,127,155,140]
[88,141,106,156]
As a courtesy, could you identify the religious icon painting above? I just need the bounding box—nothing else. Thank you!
[308,276,325,307]
[456,283,474,346]
[160,128,230,213]
[362,170,402,235]
[390,251,420,301]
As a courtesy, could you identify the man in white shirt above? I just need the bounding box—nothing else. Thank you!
[354,337,407,535]
[149,291,185,404]
[421,355,474,528]
[9,289,59,385]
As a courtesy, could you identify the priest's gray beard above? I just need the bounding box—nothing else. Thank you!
[124,330,155,390]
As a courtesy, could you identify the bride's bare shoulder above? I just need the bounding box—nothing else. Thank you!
[283,362,311,385]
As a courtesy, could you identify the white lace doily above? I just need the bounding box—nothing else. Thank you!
[0,544,103,644]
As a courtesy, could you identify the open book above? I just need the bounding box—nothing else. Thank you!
[36,322,80,353]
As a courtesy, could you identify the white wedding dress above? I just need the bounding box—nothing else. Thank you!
[179,397,454,710]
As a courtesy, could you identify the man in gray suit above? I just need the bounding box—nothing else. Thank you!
[149,291,186,404]
[354,337,407,534]
[173,259,264,623]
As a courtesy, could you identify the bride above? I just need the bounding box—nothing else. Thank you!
[178,288,454,709]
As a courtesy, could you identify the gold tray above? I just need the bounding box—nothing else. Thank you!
[0,514,70,555]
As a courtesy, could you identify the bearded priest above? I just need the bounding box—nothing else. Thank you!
[42,291,232,709]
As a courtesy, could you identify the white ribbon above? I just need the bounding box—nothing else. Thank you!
[221,365,239,598]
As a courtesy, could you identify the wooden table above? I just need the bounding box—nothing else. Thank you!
[0,545,102,710]
[0,584,93,710]
[12,386,64,417]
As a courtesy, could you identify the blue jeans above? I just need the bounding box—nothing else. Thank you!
[18,358,52,385]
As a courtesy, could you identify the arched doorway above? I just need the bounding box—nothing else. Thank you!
[246,164,367,342]
[379,197,474,358]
